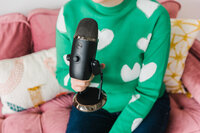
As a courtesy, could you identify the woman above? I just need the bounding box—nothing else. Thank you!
[56,0,171,132]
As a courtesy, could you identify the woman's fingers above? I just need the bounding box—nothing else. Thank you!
[71,63,105,92]
[89,74,95,81]
[71,75,94,92]
[71,78,90,86]
[101,63,106,69]
[71,85,87,92]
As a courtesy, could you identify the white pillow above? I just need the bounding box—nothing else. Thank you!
[0,47,68,114]
[164,19,200,94]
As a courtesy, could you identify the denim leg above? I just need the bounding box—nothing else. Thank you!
[66,91,170,133]
[133,91,171,133]
[66,106,118,133]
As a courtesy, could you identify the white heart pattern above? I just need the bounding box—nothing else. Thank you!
[64,74,70,86]
[136,0,159,19]
[121,63,141,82]
[89,83,100,88]
[131,118,143,132]
[57,6,67,33]
[63,54,70,66]
[129,94,141,104]
[137,33,152,52]
[139,62,157,82]
[98,29,114,50]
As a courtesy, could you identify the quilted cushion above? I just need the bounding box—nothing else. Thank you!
[160,0,181,18]
[190,39,200,59]
[0,13,32,60]
[28,9,59,52]
[0,94,73,133]
[181,53,200,105]
[166,94,200,133]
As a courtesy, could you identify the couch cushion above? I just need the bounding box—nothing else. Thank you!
[40,93,73,133]
[1,94,73,133]
[181,53,200,105]
[164,19,200,94]
[0,13,32,60]
[28,9,59,52]
[166,93,200,133]
[2,112,43,133]
[0,48,68,115]
[190,39,200,59]
[160,0,181,18]
[0,118,3,133]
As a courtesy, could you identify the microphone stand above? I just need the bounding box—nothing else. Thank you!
[73,60,107,112]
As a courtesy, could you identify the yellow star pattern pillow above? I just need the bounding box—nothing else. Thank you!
[164,19,200,94]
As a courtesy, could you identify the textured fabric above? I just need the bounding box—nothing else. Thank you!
[159,1,181,18]
[1,93,200,133]
[0,48,68,114]
[67,106,119,133]
[40,93,73,133]
[2,112,43,133]
[157,0,174,3]
[190,39,200,59]
[56,0,171,132]
[28,9,59,52]
[182,53,200,104]
[166,93,200,133]
[66,91,170,133]
[164,19,200,94]
[0,13,32,60]
[1,94,73,133]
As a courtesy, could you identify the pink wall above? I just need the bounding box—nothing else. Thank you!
[176,0,200,19]
[0,0,200,39]
[176,0,200,40]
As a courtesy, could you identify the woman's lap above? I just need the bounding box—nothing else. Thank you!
[133,91,170,133]
[66,91,170,133]
[66,106,118,133]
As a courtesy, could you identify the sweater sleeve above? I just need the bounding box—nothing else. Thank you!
[109,9,171,133]
[55,7,75,92]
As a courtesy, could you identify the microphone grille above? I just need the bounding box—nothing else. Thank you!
[74,18,98,40]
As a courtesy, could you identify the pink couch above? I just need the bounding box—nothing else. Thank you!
[0,1,200,133]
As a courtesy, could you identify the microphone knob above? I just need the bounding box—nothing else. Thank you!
[73,56,80,62]
[91,60,101,75]
[66,54,71,61]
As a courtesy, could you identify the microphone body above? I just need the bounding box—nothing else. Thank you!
[69,37,97,80]
[67,18,106,112]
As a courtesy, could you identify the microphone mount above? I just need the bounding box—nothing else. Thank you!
[66,18,106,112]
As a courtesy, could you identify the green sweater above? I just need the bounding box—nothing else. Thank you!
[56,0,171,132]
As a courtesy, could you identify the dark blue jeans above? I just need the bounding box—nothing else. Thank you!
[66,91,170,133]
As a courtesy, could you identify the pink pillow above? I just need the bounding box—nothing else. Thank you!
[0,13,32,60]
[0,102,3,119]
[2,94,73,133]
[157,0,172,3]
[166,94,200,133]
[28,9,59,52]
[160,0,181,18]
[181,53,200,105]
[190,39,200,59]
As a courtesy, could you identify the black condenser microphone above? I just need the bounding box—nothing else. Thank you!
[68,18,98,80]
[67,18,107,112]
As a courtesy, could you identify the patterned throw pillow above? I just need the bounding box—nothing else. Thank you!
[164,19,200,94]
[0,48,68,114]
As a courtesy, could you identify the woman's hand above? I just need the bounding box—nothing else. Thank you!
[71,63,105,92]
